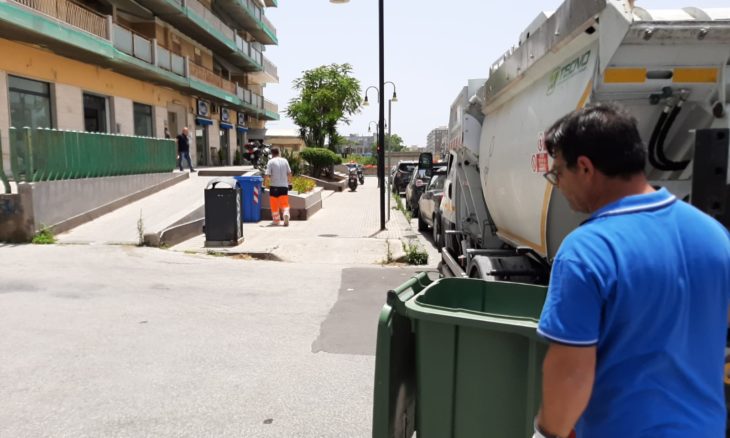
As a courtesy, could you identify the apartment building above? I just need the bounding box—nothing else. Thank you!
[426,126,447,157]
[0,0,279,167]
[343,134,375,156]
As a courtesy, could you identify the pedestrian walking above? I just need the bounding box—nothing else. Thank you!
[534,103,730,438]
[176,127,195,172]
[264,147,292,226]
[177,126,195,172]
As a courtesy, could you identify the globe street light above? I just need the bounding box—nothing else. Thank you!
[331,0,386,231]
[362,82,397,220]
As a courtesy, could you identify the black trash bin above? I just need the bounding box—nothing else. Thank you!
[204,178,243,247]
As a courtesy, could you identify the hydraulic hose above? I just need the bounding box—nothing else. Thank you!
[648,107,669,170]
[655,102,690,171]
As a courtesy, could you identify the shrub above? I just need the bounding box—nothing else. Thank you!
[301,147,343,178]
[344,154,377,166]
[32,226,55,244]
[282,149,302,176]
[291,176,316,193]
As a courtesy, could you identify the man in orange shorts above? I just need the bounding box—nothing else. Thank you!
[264,147,292,226]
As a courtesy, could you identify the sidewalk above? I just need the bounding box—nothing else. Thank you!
[172,176,437,267]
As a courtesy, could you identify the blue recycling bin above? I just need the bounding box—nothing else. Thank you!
[233,176,263,223]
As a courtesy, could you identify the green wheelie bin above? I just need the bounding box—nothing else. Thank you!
[373,273,548,438]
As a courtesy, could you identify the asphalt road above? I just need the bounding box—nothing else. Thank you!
[0,244,433,438]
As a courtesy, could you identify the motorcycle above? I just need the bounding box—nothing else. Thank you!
[348,168,359,192]
[357,165,365,185]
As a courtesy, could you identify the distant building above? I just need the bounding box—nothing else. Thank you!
[426,127,448,156]
[266,128,306,155]
[343,134,376,156]
[0,0,280,168]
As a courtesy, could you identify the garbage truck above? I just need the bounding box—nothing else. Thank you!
[436,0,730,281]
[373,1,730,436]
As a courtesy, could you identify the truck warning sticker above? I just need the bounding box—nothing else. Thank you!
[531,132,550,173]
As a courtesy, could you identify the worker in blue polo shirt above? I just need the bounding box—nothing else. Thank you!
[534,103,730,438]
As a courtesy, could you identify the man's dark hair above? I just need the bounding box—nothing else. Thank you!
[544,102,646,178]
[271,147,280,157]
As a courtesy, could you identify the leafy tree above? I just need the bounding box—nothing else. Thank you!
[386,134,406,152]
[286,64,362,151]
[370,134,406,156]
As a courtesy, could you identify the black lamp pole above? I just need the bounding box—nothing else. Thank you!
[331,0,386,230]
[377,0,385,230]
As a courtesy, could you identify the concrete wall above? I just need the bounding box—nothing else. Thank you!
[0,71,9,175]
[54,84,84,131]
[113,97,134,135]
[30,173,176,229]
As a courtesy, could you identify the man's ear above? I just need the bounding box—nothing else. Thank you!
[576,156,594,176]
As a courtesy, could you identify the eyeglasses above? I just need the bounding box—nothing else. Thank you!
[543,166,561,186]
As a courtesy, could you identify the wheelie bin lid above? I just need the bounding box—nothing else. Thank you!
[205,177,239,190]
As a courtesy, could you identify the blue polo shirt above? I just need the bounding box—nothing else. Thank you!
[538,188,730,437]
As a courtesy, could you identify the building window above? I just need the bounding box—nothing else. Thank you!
[133,103,154,137]
[83,93,108,132]
[8,75,53,129]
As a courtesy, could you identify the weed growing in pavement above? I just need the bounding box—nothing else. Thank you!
[381,240,395,265]
[31,225,55,244]
[136,210,145,246]
[403,241,428,265]
[393,193,412,221]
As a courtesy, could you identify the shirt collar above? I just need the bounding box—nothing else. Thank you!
[582,188,677,225]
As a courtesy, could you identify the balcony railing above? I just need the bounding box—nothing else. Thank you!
[186,0,235,42]
[234,34,262,67]
[112,23,153,63]
[264,99,278,114]
[262,55,278,80]
[261,13,276,34]
[189,61,236,94]
[156,45,186,77]
[10,0,109,39]
[236,85,264,110]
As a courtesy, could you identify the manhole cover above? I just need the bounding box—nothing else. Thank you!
[318,234,339,238]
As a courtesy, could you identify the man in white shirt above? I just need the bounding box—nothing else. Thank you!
[264,147,292,226]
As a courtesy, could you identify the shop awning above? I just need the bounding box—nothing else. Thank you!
[195,117,213,126]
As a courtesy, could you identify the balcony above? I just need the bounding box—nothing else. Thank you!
[127,0,263,70]
[216,0,277,45]
[249,54,278,84]
[0,0,279,119]
[262,0,277,7]
[189,61,236,95]
[10,0,110,39]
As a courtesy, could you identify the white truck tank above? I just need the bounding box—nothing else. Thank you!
[479,0,730,259]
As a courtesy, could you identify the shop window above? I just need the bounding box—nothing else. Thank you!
[83,93,109,132]
[8,75,53,129]
[133,103,154,137]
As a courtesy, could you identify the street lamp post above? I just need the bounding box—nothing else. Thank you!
[363,83,397,220]
[332,0,386,231]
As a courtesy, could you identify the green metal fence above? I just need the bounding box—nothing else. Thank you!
[0,131,11,193]
[8,127,176,185]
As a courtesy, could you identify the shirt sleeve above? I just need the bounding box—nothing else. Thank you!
[286,160,292,174]
[538,257,604,346]
[265,160,272,176]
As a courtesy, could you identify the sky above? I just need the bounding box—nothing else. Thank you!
[263,0,729,148]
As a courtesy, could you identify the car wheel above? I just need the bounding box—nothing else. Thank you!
[418,211,428,231]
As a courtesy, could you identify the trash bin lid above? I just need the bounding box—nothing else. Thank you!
[205,177,239,190]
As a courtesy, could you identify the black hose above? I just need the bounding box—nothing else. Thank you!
[655,103,690,171]
[648,108,669,170]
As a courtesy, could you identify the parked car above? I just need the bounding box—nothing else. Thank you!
[418,171,447,248]
[391,160,417,195]
[406,164,446,216]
